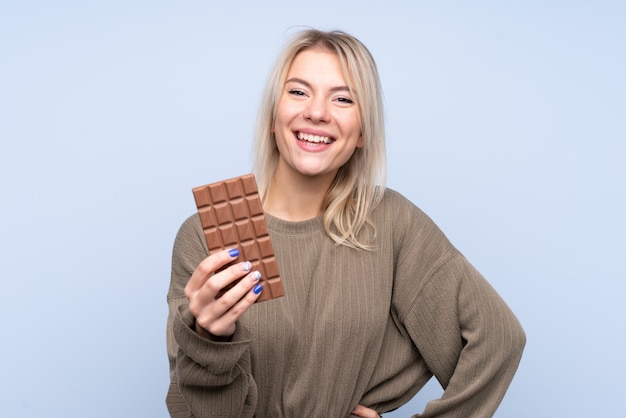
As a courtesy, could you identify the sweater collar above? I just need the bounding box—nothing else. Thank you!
[264,212,323,236]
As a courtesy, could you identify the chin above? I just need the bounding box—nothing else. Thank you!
[297,170,323,178]
[292,163,326,177]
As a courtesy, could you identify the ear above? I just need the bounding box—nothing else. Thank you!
[356,133,364,148]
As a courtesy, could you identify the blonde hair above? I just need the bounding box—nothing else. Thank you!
[253,29,386,250]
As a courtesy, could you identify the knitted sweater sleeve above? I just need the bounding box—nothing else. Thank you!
[165,215,258,418]
[391,199,526,417]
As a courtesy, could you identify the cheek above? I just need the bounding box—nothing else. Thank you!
[273,104,290,134]
[273,118,288,142]
[349,115,363,147]
[272,118,292,150]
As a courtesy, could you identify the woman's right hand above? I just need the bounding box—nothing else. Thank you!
[184,248,263,340]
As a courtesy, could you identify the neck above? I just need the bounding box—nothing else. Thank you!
[264,167,335,222]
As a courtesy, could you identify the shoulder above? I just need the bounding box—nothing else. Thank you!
[374,187,458,258]
[172,213,208,258]
[373,187,432,227]
[175,213,202,241]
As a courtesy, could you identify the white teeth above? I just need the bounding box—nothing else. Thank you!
[297,132,333,144]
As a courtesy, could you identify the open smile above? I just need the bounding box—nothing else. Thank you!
[296,131,335,145]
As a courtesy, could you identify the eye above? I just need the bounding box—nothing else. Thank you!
[336,96,355,105]
[288,89,306,97]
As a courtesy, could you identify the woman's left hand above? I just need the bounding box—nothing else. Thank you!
[352,404,381,418]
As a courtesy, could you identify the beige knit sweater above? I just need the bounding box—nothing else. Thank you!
[166,188,525,417]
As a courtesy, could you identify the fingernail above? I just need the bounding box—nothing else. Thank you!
[251,271,261,281]
[243,261,252,271]
[253,283,263,295]
[228,248,240,257]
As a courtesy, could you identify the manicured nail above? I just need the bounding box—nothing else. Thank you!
[243,261,252,271]
[251,271,261,281]
[253,283,263,295]
[228,248,240,257]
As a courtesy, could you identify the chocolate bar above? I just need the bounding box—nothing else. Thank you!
[192,174,284,302]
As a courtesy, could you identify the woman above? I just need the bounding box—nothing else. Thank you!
[166,29,525,417]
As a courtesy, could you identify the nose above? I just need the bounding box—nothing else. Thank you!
[303,96,330,123]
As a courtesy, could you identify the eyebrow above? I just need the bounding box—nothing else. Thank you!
[285,77,352,93]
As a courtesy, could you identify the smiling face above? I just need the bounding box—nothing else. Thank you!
[272,47,363,184]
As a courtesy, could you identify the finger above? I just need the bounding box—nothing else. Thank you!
[185,248,240,295]
[352,405,381,418]
[206,267,261,315]
[208,280,263,333]
[197,273,263,336]
[190,260,252,313]
[202,259,253,297]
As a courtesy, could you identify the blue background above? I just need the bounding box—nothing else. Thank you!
[1,1,624,416]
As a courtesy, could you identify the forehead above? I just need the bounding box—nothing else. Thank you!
[286,47,350,84]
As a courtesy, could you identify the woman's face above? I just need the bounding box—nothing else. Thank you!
[273,47,363,183]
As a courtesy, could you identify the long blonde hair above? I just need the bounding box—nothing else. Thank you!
[253,29,386,250]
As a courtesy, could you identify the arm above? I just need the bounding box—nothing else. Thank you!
[400,254,526,417]
[165,215,259,418]
[386,194,525,417]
